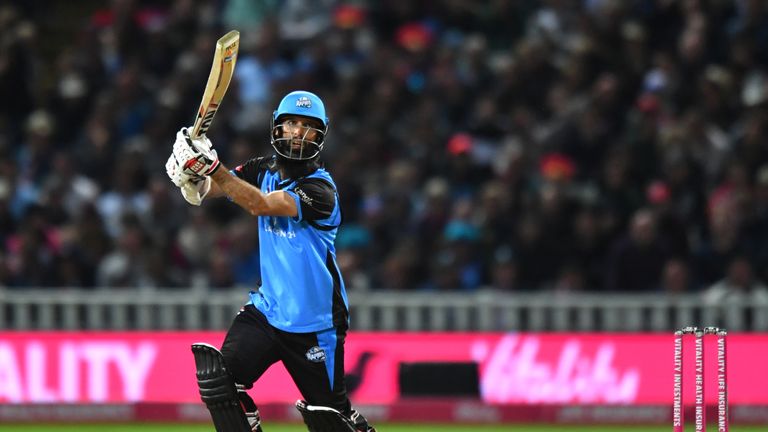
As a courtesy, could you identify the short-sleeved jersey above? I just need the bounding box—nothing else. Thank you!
[232,156,348,333]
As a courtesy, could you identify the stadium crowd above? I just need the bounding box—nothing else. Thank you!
[1,0,768,301]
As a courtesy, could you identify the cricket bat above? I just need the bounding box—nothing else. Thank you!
[189,30,240,139]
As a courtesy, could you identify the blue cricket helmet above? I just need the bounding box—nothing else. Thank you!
[271,91,329,160]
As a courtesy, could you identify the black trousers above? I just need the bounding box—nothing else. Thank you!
[220,304,351,415]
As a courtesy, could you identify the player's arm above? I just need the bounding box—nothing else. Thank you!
[210,165,297,217]
[204,178,224,199]
[170,128,297,216]
[209,165,335,220]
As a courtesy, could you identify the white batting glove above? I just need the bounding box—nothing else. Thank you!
[173,127,220,177]
[165,152,210,205]
[181,177,212,206]
[166,152,194,187]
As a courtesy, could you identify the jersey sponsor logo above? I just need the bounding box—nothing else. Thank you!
[264,224,296,239]
[296,96,312,108]
[295,188,313,206]
[305,346,326,363]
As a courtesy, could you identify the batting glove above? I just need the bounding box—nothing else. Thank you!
[173,127,220,177]
[181,177,212,206]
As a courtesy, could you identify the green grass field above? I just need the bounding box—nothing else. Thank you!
[0,424,763,432]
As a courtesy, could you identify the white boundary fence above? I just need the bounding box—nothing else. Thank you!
[1,289,767,332]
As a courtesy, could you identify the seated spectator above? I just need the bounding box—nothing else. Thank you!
[605,208,669,292]
[703,255,768,305]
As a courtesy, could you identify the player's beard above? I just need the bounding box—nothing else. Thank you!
[276,153,320,179]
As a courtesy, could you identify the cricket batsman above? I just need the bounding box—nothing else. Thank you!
[165,90,376,432]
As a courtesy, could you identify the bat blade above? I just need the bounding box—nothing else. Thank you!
[190,30,240,139]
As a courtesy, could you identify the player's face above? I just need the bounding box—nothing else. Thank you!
[272,115,325,160]
[281,117,321,150]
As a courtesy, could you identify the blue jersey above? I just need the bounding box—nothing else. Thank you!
[233,156,349,333]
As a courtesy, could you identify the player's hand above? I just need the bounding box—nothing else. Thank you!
[183,127,218,161]
[173,127,220,177]
[165,152,202,187]
[165,151,210,205]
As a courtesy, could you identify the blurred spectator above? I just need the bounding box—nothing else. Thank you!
[605,208,669,292]
[552,264,586,293]
[746,165,768,283]
[514,213,561,290]
[0,4,38,143]
[336,222,373,291]
[379,245,420,291]
[96,215,148,288]
[567,206,609,290]
[660,258,692,295]
[96,153,150,237]
[142,246,186,289]
[441,219,483,291]
[644,179,689,258]
[490,245,517,292]
[692,183,751,287]
[70,204,113,287]
[207,247,236,289]
[702,255,768,304]
[177,207,219,269]
[42,152,100,220]
[5,205,59,287]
